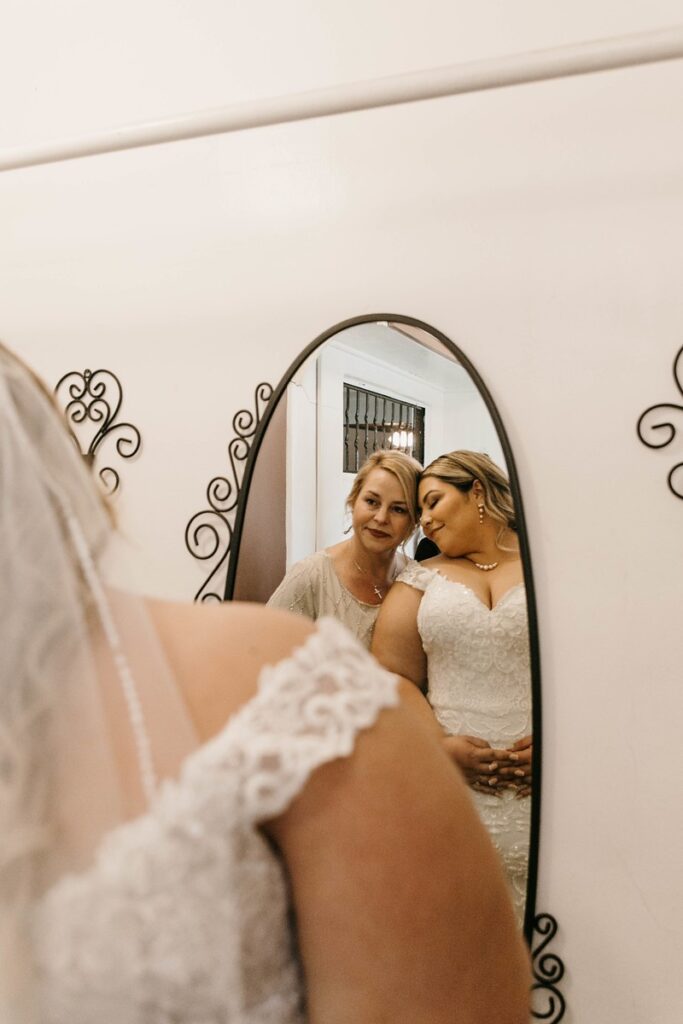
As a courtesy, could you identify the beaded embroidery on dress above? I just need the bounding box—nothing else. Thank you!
[267,551,385,649]
[397,561,531,924]
[32,618,400,1023]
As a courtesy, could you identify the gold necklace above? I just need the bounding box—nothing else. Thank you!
[353,559,392,601]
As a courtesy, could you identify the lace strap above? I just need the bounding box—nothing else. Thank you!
[396,559,435,592]
[221,618,400,822]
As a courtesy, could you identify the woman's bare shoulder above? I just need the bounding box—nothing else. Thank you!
[145,598,314,740]
[145,596,314,647]
[420,554,451,569]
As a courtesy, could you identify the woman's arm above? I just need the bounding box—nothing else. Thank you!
[267,680,531,1024]
[371,582,427,689]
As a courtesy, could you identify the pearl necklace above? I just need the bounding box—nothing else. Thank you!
[471,560,499,571]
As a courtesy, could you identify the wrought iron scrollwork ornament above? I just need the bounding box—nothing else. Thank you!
[185,382,274,603]
[54,368,142,495]
[636,343,683,499]
[530,913,566,1022]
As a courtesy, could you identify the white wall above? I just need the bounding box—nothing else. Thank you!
[2,3,683,1020]
[335,323,506,465]
[440,371,506,472]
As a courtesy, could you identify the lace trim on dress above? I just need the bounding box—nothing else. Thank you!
[396,559,435,593]
[32,618,401,1024]
[187,616,401,824]
[412,577,531,926]
[428,573,524,613]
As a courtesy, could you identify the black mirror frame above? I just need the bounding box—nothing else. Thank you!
[222,313,565,1019]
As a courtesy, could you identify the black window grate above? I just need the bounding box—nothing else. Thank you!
[343,383,425,473]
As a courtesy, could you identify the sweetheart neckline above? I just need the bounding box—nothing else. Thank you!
[429,571,524,613]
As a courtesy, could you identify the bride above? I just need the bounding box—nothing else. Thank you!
[0,348,530,1022]
[372,451,532,924]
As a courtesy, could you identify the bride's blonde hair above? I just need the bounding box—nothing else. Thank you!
[421,450,516,548]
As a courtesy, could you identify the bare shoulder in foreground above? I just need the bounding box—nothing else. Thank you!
[148,598,532,1023]
[144,598,314,739]
[268,673,531,1024]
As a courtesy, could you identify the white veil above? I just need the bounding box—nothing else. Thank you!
[0,345,198,1021]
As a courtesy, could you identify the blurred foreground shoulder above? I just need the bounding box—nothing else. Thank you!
[268,676,531,1024]
[146,598,314,741]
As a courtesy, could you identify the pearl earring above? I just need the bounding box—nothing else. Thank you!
[478,504,484,524]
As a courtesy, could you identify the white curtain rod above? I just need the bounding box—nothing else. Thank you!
[1,25,682,173]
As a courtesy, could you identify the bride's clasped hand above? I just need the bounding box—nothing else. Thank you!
[442,733,533,797]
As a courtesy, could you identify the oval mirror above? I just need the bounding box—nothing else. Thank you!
[227,315,540,942]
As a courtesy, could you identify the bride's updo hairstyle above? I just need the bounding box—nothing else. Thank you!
[421,450,517,547]
[346,449,422,535]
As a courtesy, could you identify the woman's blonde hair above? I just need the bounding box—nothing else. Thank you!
[421,450,516,544]
[346,449,422,529]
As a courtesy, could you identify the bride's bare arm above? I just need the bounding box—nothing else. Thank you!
[267,680,531,1024]
[371,582,427,689]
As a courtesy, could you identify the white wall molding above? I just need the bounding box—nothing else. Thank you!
[1,25,682,173]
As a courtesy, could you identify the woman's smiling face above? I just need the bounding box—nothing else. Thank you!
[418,476,479,557]
[352,467,413,554]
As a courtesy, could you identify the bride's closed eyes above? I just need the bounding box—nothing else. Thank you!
[420,493,441,513]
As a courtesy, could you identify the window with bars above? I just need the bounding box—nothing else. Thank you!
[343,383,425,473]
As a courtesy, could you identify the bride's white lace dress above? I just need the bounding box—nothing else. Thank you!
[32,619,399,1023]
[397,562,531,924]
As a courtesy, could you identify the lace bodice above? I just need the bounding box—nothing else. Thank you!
[397,561,531,923]
[32,619,399,1023]
[398,562,531,745]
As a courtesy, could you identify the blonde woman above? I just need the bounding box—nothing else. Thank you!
[0,348,530,1022]
[267,449,421,647]
[372,450,532,923]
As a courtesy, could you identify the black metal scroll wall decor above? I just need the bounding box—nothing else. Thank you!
[637,343,683,499]
[54,368,142,494]
[184,382,274,602]
[531,914,566,1022]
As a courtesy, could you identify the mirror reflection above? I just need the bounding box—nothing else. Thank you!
[234,319,532,927]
